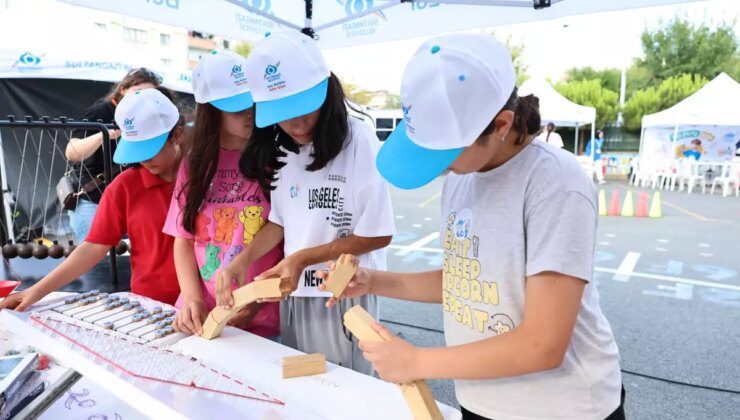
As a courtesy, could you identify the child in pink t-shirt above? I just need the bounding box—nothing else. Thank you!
[164,50,282,338]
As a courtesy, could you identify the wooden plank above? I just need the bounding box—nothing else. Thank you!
[323,254,357,298]
[282,353,327,379]
[201,278,282,340]
[343,305,443,420]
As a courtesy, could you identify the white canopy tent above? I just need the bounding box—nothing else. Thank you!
[640,73,740,162]
[57,0,702,48]
[0,13,192,93]
[519,78,596,153]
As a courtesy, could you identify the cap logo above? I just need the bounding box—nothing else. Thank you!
[402,104,415,134]
[231,64,248,87]
[123,117,138,137]
[264,61,285,92]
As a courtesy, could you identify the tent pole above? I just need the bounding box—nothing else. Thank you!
[638,126,645,155]
[574,124,579,154]
[302,0,315,38]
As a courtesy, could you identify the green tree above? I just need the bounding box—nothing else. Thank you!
[341,81,372,105]
[565,67,622,93]
[503,36,528,85]
[233,42,252,58]
[622,73,708,131]
[639,17,737,81]
[385,93,402,109]
[625,62,654,98]
[554,79,619,127]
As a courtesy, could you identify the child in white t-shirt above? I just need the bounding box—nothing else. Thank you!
[217,31,395,374]
[321,34,624,420]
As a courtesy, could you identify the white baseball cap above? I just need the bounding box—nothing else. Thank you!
[376,34,517,189]
[113,88,179,164]
[192,50,253,112]
[245,31,330,128]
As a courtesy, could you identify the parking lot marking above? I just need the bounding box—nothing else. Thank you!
[596,267,740,292]
[613,251,641,282]
[395,233,441,256]
[418,191,442,208]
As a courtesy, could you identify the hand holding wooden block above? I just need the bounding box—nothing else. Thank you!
[201,277,282,340]
[343,305,443,420]
[324,254,357,298]
[282,353,327,379]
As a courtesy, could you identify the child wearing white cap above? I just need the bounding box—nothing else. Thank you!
[164,50,283,339]
[1,87,185,311]
[321,34,624,419]
[217,31,395,374]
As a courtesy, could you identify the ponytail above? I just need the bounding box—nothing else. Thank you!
[480,88,541,145]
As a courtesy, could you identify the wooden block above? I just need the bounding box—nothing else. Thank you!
[342,305,443,420]
[324,254,357,298]
[282,353,326,379]
[201,277,283,340]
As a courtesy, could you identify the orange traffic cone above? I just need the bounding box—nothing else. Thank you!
[635,192,649,217]
[608,190,621,216]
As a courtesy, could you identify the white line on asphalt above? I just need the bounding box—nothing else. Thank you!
[395,233,441,256]
[599,241,611,246]
[655,247,668,252]
[658,239,669,243]
[412,224,422,228]
[424,217,432,221]
[395,215,405,219]
[386,245,740,292]
[606,233,616,238]
[418,191,442,208]
[613,251,641,282]
[699,243,710,248]
[595,268,740,292]
[700,253,713,257]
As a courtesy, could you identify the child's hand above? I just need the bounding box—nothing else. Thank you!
[227,302,260,329]
[359,323,421,384]
[317,256,373,308]
[173,298,207,335]
[216,261,247,309]
[0,288,43,312]
[254,255,305,301]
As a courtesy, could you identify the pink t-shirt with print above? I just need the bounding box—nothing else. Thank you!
[163,148,281,338]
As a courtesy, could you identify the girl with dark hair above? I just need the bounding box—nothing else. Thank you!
[2,88,184,310]
[65,67,161,241]
[324,34,624,420]
[163,51,282,338]
[536,121,564,148]
[217,31,395,374]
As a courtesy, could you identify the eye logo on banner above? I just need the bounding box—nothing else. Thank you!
[338,0,387,39]
[344,0,373,16]
[12,52,44,72]
[240,0,271,12]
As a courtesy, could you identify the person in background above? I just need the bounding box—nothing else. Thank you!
[65,68,161,242]
[1,88,184,310]
[536,122,564,148]
[586,129,606,185]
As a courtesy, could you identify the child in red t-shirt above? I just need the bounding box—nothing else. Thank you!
[0,87,184,311]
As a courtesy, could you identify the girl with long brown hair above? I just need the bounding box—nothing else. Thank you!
[163,51,281,338]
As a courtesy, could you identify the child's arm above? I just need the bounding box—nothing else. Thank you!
[172,237,207,335]
[216,221,284,308]
[0,242,111,311]
[359,271,586,384]
[317,258,443,306]
[254,233,392,300]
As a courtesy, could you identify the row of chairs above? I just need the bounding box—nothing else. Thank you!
[630,156,740,197]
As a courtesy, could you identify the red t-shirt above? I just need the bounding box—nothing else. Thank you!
[86,166,180,304]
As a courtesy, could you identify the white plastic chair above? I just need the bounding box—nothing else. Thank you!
[660,159,680,191]
[710,158,740,197]
[678,159,705,194]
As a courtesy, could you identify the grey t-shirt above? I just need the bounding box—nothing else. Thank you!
[441,141,621,419]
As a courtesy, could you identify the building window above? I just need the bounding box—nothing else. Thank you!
[124,27,148,43]
[161,58,172,67]
[160,33,171,46]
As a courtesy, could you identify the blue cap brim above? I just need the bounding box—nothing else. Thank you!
[113,132,169,164]
[255,78,328,128]
[376,121,464,190]
[211,91,254,113]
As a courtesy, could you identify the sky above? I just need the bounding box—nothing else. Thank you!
[323,0,740,93]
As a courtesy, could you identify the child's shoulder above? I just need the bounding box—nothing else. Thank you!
[526,142,595,199]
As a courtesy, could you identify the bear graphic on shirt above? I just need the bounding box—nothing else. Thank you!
[238,205,265,246]
[195,213,211,243]
[200,244,221,281]
[213,206,239,245]
[223,244,243,266]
